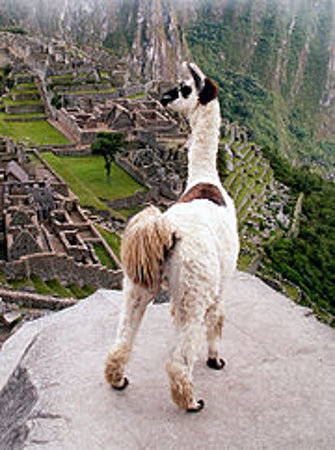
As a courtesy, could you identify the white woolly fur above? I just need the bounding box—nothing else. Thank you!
[104,63,239,412]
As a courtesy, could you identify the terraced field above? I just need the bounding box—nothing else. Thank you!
[219,125,294,274]
[0,73,70,145]
[6,275,95,299]
[221,140,273,224]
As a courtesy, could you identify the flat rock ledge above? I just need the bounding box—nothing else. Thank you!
[0,272,334,449]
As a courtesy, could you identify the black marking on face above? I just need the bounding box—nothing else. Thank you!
[161,87,179,106]
[180,82,192,99]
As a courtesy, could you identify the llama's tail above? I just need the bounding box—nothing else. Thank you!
[121,205,177,288]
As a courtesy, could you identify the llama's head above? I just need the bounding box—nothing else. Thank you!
[161,62,219,116]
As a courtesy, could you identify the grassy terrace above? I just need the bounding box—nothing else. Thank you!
[0,119,70,145]
[48,74,75,80]
[15,82,35,89]
[93,243,118,270]
[11,88,39,95]
[65,87,116,95]
[5,275,94,299]
[42,153,145,212]
[4,98,43,106]
[0,112,45,119]
[95,224,121,260]
[126,92,145,100]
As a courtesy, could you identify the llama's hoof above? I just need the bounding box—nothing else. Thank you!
[112,377,129,391]
[207,357,225,370]
[187,399,205,413]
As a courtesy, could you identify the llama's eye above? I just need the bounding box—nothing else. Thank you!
[180,85,192,98]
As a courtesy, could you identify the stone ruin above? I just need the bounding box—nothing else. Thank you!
[1,32,190,202]
[0,141,121,289]
[54,93,189,200]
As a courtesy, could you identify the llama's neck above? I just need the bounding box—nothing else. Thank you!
[186,99,221,189]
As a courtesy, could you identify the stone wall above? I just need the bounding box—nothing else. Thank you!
[0,287,77,310]
[56,83,112,93]
[56,108,82,142]
[4,116,45,123]
[115,155,147,186]
[56,109,99,144]
[51,147,91,157]
[63,90,119,105]
[106,190,151,209]
[4,253,123,290]
[5,103,44,115]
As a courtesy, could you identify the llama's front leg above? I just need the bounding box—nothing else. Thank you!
[166,320,205,412]
[105,278,156,390]
[205,303,225,370]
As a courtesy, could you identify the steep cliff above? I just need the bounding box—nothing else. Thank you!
[185,0,335,173]
[102,0,190,82]
[0,0,190,82]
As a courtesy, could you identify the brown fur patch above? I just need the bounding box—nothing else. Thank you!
[178,183,226,207]
[199,78,219,105]
[121,205,175,288]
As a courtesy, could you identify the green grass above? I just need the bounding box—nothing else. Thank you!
[4,98,43,106]
[95,225,121,260]
[42,153,145,209]
[0,112,46,119]
[282,281,301,302]
[0,271,6,285]
[223,171,236,187]
[31,274,54,295]
[237,252,254,271]
[15,82,35,89]
[93,243,118,270]
[11,90,39,97]
[45,279,73,297]
[126,92,145,100]
[65,87,116,95]
[114,205,143,218]
[48,74,75,80]
[67,283,93,299]
[7,277,34,290]
[238,196,254,221]
[0,119,70,145]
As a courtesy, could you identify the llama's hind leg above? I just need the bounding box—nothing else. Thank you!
[105,277,156,389]
[166,319,205,412]
[205,302,225,370]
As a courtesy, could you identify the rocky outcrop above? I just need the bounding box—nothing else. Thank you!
[0,272,334,449]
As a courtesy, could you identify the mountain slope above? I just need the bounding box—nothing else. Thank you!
[185,0,334,175]
[1,0,333,173]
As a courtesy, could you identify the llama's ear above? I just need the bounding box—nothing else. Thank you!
[188,62,205,91]
[199,78,219,105]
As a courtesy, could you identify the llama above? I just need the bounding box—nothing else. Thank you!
[104,63,239,413]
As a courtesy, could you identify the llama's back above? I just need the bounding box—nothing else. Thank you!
[121,198,239,299]
[164,198,239,290]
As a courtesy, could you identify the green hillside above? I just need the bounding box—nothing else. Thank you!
[186,0,334,175]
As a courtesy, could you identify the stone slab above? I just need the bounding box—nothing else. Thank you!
[0,272,334,449]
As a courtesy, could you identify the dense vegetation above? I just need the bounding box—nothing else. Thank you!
[186,0,334,174]
[261,147,335,320]
[185,0,334,321]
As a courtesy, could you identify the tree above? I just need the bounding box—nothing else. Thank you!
[91,132,125,182]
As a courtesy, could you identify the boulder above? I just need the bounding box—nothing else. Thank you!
[0,272,334,449]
